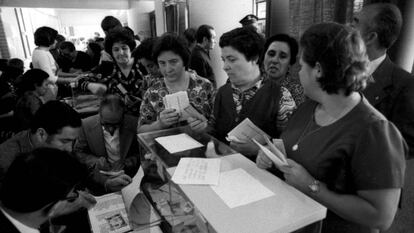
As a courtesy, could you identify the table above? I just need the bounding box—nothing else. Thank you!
[138,127,327,233]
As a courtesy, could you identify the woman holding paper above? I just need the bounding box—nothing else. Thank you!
[208,27,296,158]
[137,33,215,133]
[257,22,406,233]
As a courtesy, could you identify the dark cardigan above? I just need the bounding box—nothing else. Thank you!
[210,80,282,143]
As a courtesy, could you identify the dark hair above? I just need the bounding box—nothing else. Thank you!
[219,27,264,64]
[263,34,298,65]
[87,42,102,66]
[133,37,158,61]
[7,58,24,71]
[34,26,58,47]
[56,34,66,43]
[16,69,49,95]
[183,28,196,45]
[101,16,122,33]
[0,148,87,213]
[153,33,190,69]
[99,94,125,113]
[60,41,76,52]
[95,37,105,43]
[364,3,402,49]
[30,101,82,135]
[196,25,214,44]
[104,28,136,56]
[300,22,369,96]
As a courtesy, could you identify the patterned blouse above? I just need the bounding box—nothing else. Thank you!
[138,71,215,127]
[210,77,296,132]
[79,60,159,116]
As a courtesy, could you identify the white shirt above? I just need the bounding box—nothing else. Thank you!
[0,207,40,233]
[32,47,58,83]
[367,53,386,76]
[102,127,121,163]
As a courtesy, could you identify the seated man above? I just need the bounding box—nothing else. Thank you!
[0,148,89,233]
[75,94,139,192]
[0,100,130,194]
[58,41,93,73]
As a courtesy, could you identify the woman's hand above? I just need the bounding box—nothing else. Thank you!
[187,117,207,133]
[256,150,273,169]
[158,108,180,128]
[87,83,107,96]
[279,159,315,193]
[230,140,259,158]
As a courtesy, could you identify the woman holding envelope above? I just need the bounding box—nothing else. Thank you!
[137,33,215,133]
[257,22,406,233]
[208,27,296,158]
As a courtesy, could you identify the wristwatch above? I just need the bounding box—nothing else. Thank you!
[308,180,320,194]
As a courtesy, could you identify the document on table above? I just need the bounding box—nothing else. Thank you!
[171,158,221,185]
[155,133,204,153]
[211,168,274,208]
[226,118,270,144]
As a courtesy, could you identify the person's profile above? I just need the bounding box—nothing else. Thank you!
[106,213,127,230]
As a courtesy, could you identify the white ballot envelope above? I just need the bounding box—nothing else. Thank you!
[226,118,270,144]
[163,91,190,120]
[253,138,288,167]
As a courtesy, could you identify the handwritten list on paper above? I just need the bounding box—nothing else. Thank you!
[155,133,203,154]
[171,158,221,185]
[211,168,274,208]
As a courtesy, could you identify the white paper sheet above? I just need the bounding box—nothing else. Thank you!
[226,118,270,144]
[211,168,274,208]
[163,91,190,115]
[155,133,203,153]
[171,158,221,185]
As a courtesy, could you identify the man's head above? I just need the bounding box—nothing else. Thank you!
[196,25,216,50]
[352,3,402,52]
[60,41,77,61]
[30,101,82,152]
[99,95,125,136]
[239,14,260,32]
[0,148,87,227]
[101,16,122,36]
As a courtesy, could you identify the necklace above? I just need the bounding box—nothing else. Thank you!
[292,113,322,151]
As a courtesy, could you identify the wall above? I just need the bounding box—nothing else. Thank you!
[0,0,129,9]
[127,0,154,40]
[188,0,253,87]
[154,0,165,36]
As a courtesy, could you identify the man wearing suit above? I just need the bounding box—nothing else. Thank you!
[352,3,414,159]
[0,148,88,233]
[75,94,140,193]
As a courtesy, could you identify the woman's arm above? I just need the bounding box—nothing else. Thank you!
[280,159,401,230]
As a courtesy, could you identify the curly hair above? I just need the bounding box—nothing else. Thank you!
[152,33,190,69]
[300,22,369,96]
[104,28,136,56]
[219,27,264,64]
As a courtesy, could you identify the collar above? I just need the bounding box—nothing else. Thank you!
[0,207,40,233]
[231,77,263,92]
[368,53,386,76]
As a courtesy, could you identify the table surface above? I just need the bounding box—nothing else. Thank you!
[168,154,327,233]
[138,126,236,169]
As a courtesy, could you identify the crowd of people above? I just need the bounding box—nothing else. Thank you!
[0,2,413,233]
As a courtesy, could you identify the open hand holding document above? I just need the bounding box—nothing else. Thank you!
[253,137,288,167]
[226,118,270,144]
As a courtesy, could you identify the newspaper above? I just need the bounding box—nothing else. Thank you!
[88,168,161,233]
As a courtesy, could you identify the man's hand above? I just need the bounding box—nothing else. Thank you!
[104,174,132,192]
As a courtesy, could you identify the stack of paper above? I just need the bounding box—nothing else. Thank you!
[155,133,203,153]
[226,118,270,144]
